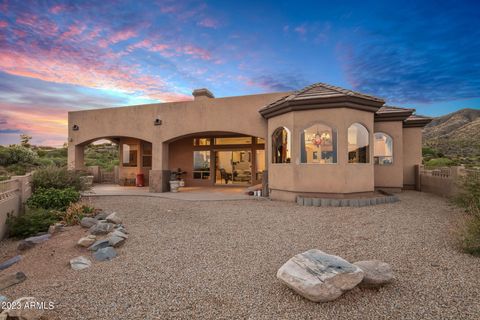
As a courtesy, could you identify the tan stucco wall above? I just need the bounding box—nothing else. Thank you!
[268,108,375,199]
[373,121,404,188]
[403,127,423,186]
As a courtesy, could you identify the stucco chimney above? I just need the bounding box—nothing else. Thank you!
[192,88,215,100]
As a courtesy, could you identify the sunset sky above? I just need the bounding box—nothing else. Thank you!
[0,0,479,146]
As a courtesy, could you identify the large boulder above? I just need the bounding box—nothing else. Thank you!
[277,249,364,302]
[70,256,92,271]
[353,260,394,288]
[77,235,96,247]
[0,297,44,320]
[89,222,115,235]
[108,235,125,247]
[93,247,117,261]
[0,272,26,290]
[80,217,98,228]
[106,212,122,224]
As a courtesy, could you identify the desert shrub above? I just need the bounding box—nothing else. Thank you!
[60,202,95,225]
[6,208,58,238]
[425,157,455,168]
[455,172,480,256]
[6,163,28,175]
[32,166,89,191]
[27,187,80,211]
[0,145,39,166]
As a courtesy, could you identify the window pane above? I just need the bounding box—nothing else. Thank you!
[256,137,265,144]
[272,127,291,163]
[193,151,210,179]
[214,137,252,145]
[122,144,138,167]
[193,138,211,146]
[142,156,152,167]
[348,123,369,163]
[301,124,337,164]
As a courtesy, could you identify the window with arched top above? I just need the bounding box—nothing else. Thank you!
[348,123,370,163]
[272,127,291,163]
[300,123,337,164]
[374,132,393,165]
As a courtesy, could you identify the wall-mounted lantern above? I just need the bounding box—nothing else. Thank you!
[154,119,162,126]
[72,125,79,131]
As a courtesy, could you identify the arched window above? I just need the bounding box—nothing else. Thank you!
[272,127,291,163]
[300,123,337,164]
[348,123,369,163]
[374,132,393,165]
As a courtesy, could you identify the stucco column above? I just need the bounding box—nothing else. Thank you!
[149,142,170,192]
[67,144,85,170]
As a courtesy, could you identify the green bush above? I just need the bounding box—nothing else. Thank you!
[0,145,39,166]
[27,187,80,210]
[6,163,28,175]
[425,157,455,168]
[32,166,89,191]
[455,172,480,256]
[6,208,59,238]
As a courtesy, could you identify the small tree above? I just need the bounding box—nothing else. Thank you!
[20,134,32,148]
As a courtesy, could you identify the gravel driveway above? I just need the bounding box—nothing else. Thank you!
[2,191,479,319]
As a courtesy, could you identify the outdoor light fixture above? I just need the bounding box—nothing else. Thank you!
[72,124,79,131]
[154,118,162,126]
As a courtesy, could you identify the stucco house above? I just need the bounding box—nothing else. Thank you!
[68,83,431,201]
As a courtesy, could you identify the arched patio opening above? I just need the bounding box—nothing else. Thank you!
[69,136,152,186]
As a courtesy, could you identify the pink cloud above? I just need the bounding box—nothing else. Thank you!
[99,29,137,48]
[49,4,66,14]
[60,23,86,40]
[16,13,59,36]
[198,18,219,29]
[0,21,8,28]
[179,45,212,60]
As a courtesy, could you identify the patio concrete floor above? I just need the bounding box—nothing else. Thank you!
[82,184,253,201]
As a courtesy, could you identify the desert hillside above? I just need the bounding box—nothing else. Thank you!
[423,108,480,157]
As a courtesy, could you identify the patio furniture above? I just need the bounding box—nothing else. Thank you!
[219,168,232,184]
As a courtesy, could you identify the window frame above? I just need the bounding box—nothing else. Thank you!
[347,122,371,164]
[373,132,393,165]
[271,127,291,164]
[299,122,338,165]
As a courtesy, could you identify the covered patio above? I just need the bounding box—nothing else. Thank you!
[82,184,253,201]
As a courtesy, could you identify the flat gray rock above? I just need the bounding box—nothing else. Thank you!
[111,230,128,239]
[0,255,21,271]
[0,295,8,303]
[94,247,117,261]
[95,212,108,220]
[353,260,394,288]
[88,239,110,251]
[277,249,364,302]
[108,235,125,247]
[106,212,122,224]
[89,222,115,235]
[17,234,51,251]
[80,217,98,228]
[0,272,26,290]
[48,223,65,234]
[70,256,92,270]
[77,235,96,247]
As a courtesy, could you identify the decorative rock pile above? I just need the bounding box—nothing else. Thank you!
[277,249,394,302]
[70,212,128,269]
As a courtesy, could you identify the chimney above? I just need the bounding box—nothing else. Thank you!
[192,88,215,100]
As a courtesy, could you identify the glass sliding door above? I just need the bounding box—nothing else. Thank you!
[215,150,252,185]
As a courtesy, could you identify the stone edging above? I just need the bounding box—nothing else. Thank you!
[296,194,399,207]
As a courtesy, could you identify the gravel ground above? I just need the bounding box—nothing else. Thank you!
[1,191,479,319]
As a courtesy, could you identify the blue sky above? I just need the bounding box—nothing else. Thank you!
[0,0,479,145]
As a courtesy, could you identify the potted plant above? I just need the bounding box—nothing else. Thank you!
[169,169,187,192]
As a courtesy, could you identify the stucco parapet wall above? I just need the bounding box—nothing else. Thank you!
[297,194,399,207]
[375,105,414,122]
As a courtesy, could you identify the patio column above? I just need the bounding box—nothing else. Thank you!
[149,142,170,192]
[67,144,85,171]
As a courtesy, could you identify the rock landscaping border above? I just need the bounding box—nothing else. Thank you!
[296,191,399,207]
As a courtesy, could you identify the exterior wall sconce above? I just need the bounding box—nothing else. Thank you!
[72,125,79,131]
[154,119,162,126]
